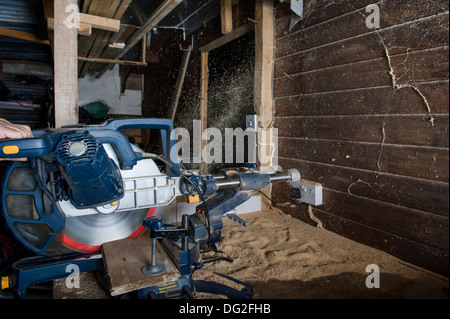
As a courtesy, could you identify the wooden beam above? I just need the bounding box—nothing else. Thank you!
[53,0,78,127]
[169,46,191,120]
[114,0,134,20]
[221,0,233,34]
[0,27,50,45]
[81,0,92,13]
[2,61,53,77]
[254,0,275,171]
[47,18,92,36]
[199,22,253,52]
[200,51,209,174]
[78,56,147,66]
[79,13,121,32]
[95,0,183,78]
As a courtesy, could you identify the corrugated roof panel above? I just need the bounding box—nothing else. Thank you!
[0,0,51,63]
[0,0,36,24]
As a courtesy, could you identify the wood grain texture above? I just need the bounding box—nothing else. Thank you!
[102,234,180,296]
[273,0,449,274]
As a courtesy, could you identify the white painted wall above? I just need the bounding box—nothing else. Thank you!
[78,65,142,116]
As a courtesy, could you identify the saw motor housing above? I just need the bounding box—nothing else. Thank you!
[35,131,124,209]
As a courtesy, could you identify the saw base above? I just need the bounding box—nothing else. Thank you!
[101,232,180,297]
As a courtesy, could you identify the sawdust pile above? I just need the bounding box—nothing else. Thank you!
[193,208,449,299]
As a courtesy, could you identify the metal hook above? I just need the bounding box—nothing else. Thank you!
[179,36,194,52]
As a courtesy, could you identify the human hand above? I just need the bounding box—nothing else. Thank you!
[0,118,33,161]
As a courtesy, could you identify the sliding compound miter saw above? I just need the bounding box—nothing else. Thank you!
[0,119,322,299]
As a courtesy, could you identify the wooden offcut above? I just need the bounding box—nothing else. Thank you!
[101,234,180,296]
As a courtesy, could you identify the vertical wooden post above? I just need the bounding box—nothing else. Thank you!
[254,0,275,171]
[221,0,233,34]
[53,0,79,127]
[169,46,191,121]
[200,51,209,174]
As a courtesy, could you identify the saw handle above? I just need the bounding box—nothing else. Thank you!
[0,137,52,159]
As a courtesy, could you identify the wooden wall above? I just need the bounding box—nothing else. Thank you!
[272,0,449,275]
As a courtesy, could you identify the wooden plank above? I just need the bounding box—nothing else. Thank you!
[47,18,92,36]
[114,0,133,20]
[79,13,121,32]
[271,184,450,276]
[277,157,449,217]
[274,81,450,117]
[101,235,180,296]
[275,0,376,35]
[275,114,449,148]
[108,24,136,45]
[169,46,192,120]
[199,22,254,52]
[0,27,50,45]
[322,189,449,251]
[221,0,233,34]
[200,51,209,174]
[2,61,53,77]
[95,0,183,79]
[94,24,136,72]
[53,0,78,127]
[273,48,449,97]
[311,207,449,275]
[276,0,448,58]
[273,185,449,251]
[277,138,449,182]
[254,0,274,173]
[272,0,450,277]
[275,14,449,78]
[78,56,147,66]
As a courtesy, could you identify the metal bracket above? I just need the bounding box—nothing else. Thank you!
[246,114,259,132]
[281,0,303,31]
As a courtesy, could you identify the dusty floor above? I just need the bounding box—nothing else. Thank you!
[54,208,448,299]
[192,209,449,299]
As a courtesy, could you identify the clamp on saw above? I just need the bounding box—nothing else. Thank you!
[0,118,322,299]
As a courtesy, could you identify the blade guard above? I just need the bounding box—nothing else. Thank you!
[1,162,66,256]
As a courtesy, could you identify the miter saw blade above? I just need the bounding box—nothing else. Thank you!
[61,207,156,253]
